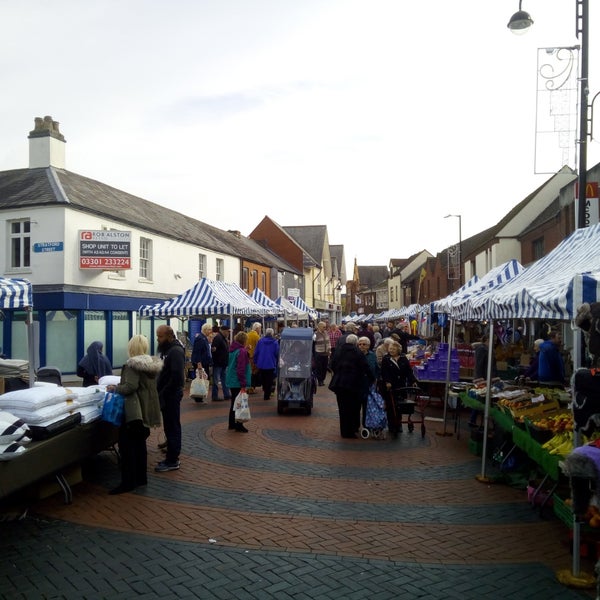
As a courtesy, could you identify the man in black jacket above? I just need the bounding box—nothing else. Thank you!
[155,325,185,472]
[391,321,420,355]
[210,325,232,401]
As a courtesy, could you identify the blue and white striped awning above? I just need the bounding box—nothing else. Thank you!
[0,277,32,309]
[293,297,318,320]
[443,260,524,320]
[250,288,286,315]
[431,275,480,315]
[470,224,600,320]
[138,278,280,317]
[275,296,309,318]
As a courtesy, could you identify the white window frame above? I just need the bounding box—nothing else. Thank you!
[198,253,206,280]
[8,219,31,271]
[216,258,224,281]
[139,237,152,280]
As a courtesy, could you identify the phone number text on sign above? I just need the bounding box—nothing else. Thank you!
[80,257,131,268]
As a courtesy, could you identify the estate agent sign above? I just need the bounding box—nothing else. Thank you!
[79,230,132,269]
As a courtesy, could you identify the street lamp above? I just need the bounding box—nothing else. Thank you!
[507,1,534,34]
[444,214,462,290]
[508,0,589,230]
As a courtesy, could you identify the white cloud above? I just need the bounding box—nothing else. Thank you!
[1,0,598,277]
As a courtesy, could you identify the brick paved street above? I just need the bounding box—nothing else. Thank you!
[1,383,597,599]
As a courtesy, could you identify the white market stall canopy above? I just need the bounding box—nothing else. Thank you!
[469,224,600,320]
[275,296,309,319]
[0,277,32,309]
[435,260,525,320]
[293,296,318,320]
[250,288,288,316]
[138,278,280,317]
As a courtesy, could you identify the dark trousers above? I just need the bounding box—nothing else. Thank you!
[229,387,241,428]
[259,368,276,400]
[315,353,329,384]
[118,420,150,488]
[161,392,182,463]
[335,389,362,437]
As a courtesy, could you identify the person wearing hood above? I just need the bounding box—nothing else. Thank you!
[106,334,163,494]
[253,327,279,400]
[225,330,251,432]
[77,340,113,386]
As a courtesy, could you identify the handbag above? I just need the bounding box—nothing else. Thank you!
[233,391,251,422]
[190,368,208,398]
[101,391,125,426]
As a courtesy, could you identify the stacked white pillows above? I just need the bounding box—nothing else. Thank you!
[0,411,31,460]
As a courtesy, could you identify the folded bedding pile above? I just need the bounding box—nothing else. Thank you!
[0,384,105,445]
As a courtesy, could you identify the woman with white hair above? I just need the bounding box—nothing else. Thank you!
[253,327,279,400]
[329,333,375,438]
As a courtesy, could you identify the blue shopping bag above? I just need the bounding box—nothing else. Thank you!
[101,391,125,426]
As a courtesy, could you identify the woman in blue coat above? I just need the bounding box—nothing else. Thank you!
[253,328,279,400]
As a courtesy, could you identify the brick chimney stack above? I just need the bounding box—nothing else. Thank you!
[28,116,66,169]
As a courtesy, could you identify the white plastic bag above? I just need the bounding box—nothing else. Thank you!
[233,391,251,422]
[190,369,208,398]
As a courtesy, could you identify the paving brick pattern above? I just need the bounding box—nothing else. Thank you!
[1,384,597,599]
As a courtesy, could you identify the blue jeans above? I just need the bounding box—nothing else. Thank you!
[212,365,231,400]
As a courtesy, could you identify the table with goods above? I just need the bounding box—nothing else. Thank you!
[458,382,600,543]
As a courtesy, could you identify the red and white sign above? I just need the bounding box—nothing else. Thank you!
[79,230,132,269]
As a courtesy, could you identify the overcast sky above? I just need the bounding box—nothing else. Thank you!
[1,1,598,279]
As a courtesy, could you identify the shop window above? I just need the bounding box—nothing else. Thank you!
[532,237,544,260]
[111,311,130,367]
[46,310,77,373]
[83,311,107,361]
[8,310,37,361]
[198,254,206,279]
[9,219,31,270]
[139,238,152,280]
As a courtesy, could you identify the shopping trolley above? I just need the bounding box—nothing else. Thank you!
[387,386,429,438]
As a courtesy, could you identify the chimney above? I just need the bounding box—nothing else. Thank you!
[28,116,66,169]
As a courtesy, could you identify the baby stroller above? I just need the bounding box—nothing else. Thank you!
[360,384,387,440]
[277,327,315,415]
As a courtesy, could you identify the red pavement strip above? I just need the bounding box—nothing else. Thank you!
[27,383,596,575]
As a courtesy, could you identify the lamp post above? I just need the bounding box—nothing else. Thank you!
[507,5,592,587]
[444,214,462,291]
[508,0,589,230]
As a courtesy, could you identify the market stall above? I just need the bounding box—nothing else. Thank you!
[452,224,600,587]
[0,276,35,386]
[138,278,281,319]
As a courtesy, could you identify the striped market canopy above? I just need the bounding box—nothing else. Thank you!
[293,296,318,320]
[138,278,280,317]
[250,288,286,315]
[0,277,33,309]
[275,296,308,318]
[443,259,524,320]
[431,274,480,315]
[470,224,600,320]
